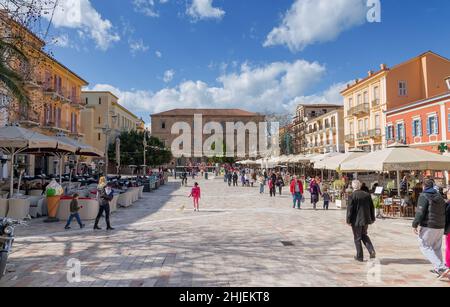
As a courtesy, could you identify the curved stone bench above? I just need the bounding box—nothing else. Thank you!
[0,198,8,217]
[57,197,100,221]
[7,198,31,220]
[117,192,133,208]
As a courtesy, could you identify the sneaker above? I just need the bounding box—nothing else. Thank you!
[438,268,450,280]
[94,226,102,230]
[370,252,376,259]
[107,227,115,231]
[65,226,71,230]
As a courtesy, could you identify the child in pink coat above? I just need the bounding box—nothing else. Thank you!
[189,182,201,211]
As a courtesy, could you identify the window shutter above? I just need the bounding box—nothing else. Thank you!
[427,118,431,135]
[434,116,439,135]
[412,122,416,137]
[419,120,423,137]
[403,124,406,141]
[448,114,450,132]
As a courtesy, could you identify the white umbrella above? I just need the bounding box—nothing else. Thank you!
[341,143,450,196]
[315,150,366,170]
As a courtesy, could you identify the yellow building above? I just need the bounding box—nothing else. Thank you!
[80,91,145,162]
[0,13,88,175]
[342,51,450,152]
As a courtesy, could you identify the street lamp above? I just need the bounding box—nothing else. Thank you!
[143,129,148,175]
[102,112,118,178]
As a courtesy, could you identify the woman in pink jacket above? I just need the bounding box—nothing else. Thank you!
[189,182,201,211]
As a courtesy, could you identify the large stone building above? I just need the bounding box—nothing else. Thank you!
[0,13,88,176]
[292,104,343,154]
[342,51,450,152]
[304,108,345,155]
[80,91,145,162]
[151,109,266,164]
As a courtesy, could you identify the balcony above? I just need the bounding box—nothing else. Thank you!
[368,128,382,138]
[345,134,355,143]
[357,131,370,139]
[372,99,381,108]
[348,103,370,117]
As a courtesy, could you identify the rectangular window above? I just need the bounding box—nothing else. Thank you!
[399,81,408,96]
[161,121,166,129]
[375,114,380,129]
[427,115,439,135]
[363,91,369,104]
[99,97,102,105]
[98,133,101,141]
[374,86,379,100]
[386,125,394,140]
[396,123,405,141]
[412,119,422,137]
[348,98,353,109]
[357,94,362,105]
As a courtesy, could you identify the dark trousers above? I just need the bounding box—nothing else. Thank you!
[352,225,375,260]
[278,186,282,195]
[323,201,329,210]
[270,187,276,197]
[228,180,232,186]
[95,204,111,228]
[233,180,238,186]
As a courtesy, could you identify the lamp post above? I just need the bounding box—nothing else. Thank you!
[102,111,118,178]
[143,129,148,175]
[0,155,8,181]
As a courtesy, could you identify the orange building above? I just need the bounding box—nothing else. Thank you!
[386,81,450,154]
[0,13,88,175]
[342,51,450,152]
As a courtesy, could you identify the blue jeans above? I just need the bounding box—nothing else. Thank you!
[65,213,83,228]
[293,193,302,208]
[260,184,265,193]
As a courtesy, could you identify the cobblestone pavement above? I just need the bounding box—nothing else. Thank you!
[0,178,449,287]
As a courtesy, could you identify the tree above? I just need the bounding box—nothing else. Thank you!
[0,1,55,119]
[108,130,173,167]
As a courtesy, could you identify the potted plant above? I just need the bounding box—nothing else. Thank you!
[332,179,346,209]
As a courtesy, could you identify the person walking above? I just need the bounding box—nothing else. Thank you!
[323,188,331,210]
[227,172,232,187]
[413,179,449,278]
[64,193,85,230]
[276,174,284,196]
[290,176,304,209]
[258,174,265,194]
[347,180,376,262]
[189,182,201,212]
[181,170,188,186]
[310,177,322,210]
[269,177,276,197]
[94,182,114,231]
[232,172,238,187]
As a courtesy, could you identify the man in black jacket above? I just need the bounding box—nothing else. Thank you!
[347,180,376,262]
[413,179,449,278]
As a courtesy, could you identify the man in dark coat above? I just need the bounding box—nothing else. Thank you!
[413,179,448,277]
[347,180,376,262]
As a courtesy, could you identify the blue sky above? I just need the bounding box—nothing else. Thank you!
[34,0,450,123]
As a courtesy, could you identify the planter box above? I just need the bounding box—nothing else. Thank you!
[335,199,347,209]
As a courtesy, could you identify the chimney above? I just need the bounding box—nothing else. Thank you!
[355,79,359,84]
[380,64,387,70]
[368,70,373,77]
[446,76,450,91]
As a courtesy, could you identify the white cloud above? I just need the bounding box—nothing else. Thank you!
[39,0,121,51]
[187,0,225,21]
[129,39,150,55]
[88,59,336,116]
[288,82,348,109]
[155,51,163,58]
[163,69,175,83]
[264,0,367,52]
[133,0,169,17]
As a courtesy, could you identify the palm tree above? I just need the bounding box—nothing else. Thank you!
[0,39,30,108]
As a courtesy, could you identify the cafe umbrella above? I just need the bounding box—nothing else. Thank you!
[340,143,450,196]
[0,124,75,197]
